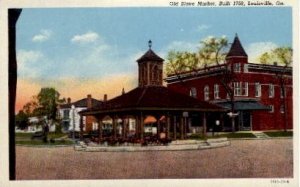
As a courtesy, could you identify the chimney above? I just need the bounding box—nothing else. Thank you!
[103,94,107,102]
[273,61,278,66]
[67,97,71,104]
[122,88,125,95]
[87,94,92,109]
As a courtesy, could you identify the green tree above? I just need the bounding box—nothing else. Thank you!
[15,110,28,130]
[258,47,292,66]
[165,36,239,134]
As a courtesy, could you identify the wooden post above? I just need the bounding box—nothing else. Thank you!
[135,115,139,138]
[112,115,117,139]
[140,113,144,139]
[166,115,170,139]
[203,112,207,137]
[180,117,184,140]
[157,116,160,138]
[98,117,103,141]
[79,114,84,141]
[173,116,177,140]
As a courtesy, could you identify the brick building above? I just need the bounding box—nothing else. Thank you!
[166,35,292,131]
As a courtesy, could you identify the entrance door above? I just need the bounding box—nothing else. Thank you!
[240,111,251,131]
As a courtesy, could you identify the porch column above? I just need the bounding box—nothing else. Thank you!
[112,115,117,139]
[140,113,144,139]
[122,118,126,138]
[135,115,140,138]
[166,114,170,139]
[173,116,177,140]
[157,116,160,138]
[203,112,207,137]
[180,117,184,140]
[79,114,84,141]
[98,117,103,141]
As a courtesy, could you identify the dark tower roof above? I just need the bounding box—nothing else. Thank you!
[226,34,248,58]
[137,49,164,63]
[137,40,164,63]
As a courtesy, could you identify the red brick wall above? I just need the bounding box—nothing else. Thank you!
[167,64,293,131]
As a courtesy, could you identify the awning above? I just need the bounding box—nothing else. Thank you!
[216,100,271,111]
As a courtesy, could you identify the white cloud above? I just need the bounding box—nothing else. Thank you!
[32,29,52,42]
[71,31,99,44]
[17,50,44,78]
[164,41,200,52]
[246,42,278,63]
[196,24,210,32]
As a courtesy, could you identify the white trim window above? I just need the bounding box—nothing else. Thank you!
[233,63,241,73]
[243,82,249,96]
[255,82,261,97]
[269,105,274,113]
[233,82,242,96]
[214,84,220,99]
[189,87,197,98]
[204,85,209,101]
[269,84,274,98]
[280,104,285,113]
[280,87,285,98]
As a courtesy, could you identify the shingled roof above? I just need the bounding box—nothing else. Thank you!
[60,98,102,109]
[81,86,225,115]
[226,34,248,58]
[136,49,164,63]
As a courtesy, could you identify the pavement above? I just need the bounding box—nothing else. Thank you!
[16,138,293,179]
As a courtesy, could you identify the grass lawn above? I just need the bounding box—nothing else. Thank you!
[16,139,74,146]
[263,131,293,137]
[15,132,67,139]
[188,132,256,139]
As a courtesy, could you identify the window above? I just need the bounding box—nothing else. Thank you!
[189,87,197,98]
[269,105,274,113]
[233,63,241,72]
[204,85,209,101]
[255,82,261,97]
[280,105,285,113]
[214,84,219,99]
[280,87,285,98]
[234,82,242,96]
[63,110,69,119]
[243,64,248,73]
[269,84,274,98]
[243,82,249,96]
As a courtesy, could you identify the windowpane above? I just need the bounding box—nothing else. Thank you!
[255,83,261,97]
[214,84,219,99]
[204,86,209,101]
[269,84,274,98]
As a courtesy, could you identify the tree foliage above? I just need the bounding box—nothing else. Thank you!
[258,47,292,66]
[165,36,228,75]
[17,87,65,128]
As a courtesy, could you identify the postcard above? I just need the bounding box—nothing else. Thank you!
[0,0,298,187]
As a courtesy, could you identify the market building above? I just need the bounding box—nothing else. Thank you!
[166,35,293,131]
[80,41,225,141]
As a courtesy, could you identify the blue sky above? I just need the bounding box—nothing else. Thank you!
[16,7,292,110]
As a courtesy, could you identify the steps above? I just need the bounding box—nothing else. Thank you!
[253,132,270,139]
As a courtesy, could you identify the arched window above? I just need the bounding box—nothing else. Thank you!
[153,65,159,83]
[189,87,197,98]
[204,85,209,101]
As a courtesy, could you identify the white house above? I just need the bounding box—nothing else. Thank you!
[58,95,102,132]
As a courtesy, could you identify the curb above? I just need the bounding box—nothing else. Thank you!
[74,139,231,152]
[16,144,74,148]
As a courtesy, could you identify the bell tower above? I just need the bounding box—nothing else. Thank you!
[137,40,164,87]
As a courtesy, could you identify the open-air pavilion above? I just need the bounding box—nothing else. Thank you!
[79,41,225,144]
